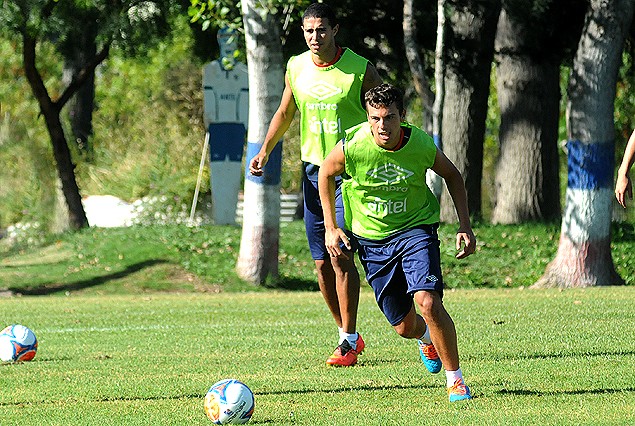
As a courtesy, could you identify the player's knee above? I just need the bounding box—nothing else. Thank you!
[414,290,442,319]
[331,254,357,275]
[314,259,334,282]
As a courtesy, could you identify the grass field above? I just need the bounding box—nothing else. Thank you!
[1,222,634,425]
[0,289,634,425]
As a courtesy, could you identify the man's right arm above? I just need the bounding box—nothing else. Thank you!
[249,74,298,176]
[318,142,351,258]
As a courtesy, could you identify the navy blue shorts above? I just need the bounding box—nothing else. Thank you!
[357,225,444,326]
[302,162,353,260]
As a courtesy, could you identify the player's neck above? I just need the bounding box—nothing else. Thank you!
[384,128,405,152]
[313,46,343,67]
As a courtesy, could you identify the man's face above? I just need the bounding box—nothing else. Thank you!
[301,17,338,55]
[367,102,403,150]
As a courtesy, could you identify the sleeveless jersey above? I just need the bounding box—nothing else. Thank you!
[342,122,439,240]
[287,48,368,166]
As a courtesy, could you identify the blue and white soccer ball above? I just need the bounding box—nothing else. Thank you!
[0,324,38,362]
[204,379,254,424]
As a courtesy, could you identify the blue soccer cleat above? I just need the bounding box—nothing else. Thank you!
[418,339,442,374]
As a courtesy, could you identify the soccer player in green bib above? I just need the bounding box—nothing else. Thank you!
[249,3,382,366]
[318,83,475,402]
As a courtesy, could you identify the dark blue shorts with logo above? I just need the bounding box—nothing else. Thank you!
[357,224,444,326]
[302,162,356,260]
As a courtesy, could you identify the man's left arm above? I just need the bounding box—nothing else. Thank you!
[431,149,476,259]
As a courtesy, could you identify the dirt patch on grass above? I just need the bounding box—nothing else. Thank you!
[166,267,222,293]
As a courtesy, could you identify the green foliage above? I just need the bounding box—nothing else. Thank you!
[0,2,634,232]
[0,37,60,226]
[0,288,634,424]
[0,14,209,229]
[79,23,207,202]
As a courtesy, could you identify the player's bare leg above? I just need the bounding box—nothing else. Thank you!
[317,255,363,366]
[331,253,360,335]
[314,259,342,328]
[415,290,472,401]
[392,304,442,374]
[414,290,458,370]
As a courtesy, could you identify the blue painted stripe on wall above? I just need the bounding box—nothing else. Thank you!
[245,141,283,185]
[567,140,614,190]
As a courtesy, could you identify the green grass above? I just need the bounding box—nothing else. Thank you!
[0,289,634,425]
[2,221,634,295]
[0,222,634,424]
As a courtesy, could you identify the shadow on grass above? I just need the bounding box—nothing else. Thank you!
[7,259,168,296]
[257,381,434,396]
[265,277,319,291]
[498,387,635,396]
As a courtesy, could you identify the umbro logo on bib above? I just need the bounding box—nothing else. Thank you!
[306,81,342,101]
[367,164,414,184]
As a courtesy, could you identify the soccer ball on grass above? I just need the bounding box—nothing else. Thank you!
[204,379,254,424]
[0,324,38,362]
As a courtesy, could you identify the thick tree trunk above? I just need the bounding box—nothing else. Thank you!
[492,8,561,224]
[403,0,434,135]
[236,1,284,284]
[535,0,634,288]
[62,24,97,152]
[440,0,501,222]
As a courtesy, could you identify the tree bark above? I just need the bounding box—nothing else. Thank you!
[403,0,434,135]
[492,8,561,224]
[440,0,501,222]
[236,1,284,284]
[63,28,97,153]
[535,0,634,288]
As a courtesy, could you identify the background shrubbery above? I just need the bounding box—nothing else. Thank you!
[0,14,634,233]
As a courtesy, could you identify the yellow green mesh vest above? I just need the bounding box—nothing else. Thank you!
[287,48,368,166]
[342,122,440,240]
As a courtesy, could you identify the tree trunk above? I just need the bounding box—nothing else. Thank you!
[63,29,96,153]
[403,0,444,199]
[403,0,434,135]
[236,0,284,284]
[492,8,561,224]
[22,33,89,230]
[429,0,446,201]
[535,0,634,288]
[440,0,500,222]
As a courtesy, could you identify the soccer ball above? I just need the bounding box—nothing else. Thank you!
[0,324,38,362]
[204,379,254,424]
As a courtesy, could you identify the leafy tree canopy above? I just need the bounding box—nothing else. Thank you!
[0,0,177,56]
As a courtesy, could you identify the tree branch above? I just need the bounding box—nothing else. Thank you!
[55,41,112,110]
[22,32,55,115]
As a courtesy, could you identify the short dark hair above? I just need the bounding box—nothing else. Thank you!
[365,83,404,113]
[303,3,337,28]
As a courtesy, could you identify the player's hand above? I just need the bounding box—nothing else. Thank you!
[455,229,476,259]
[325,227,351,261]
[615,174,632,208]
[249,152,268,176]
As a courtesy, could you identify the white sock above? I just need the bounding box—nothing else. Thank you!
[446,368,463,388]
[339,329,359,350]
[418,323,432,344]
